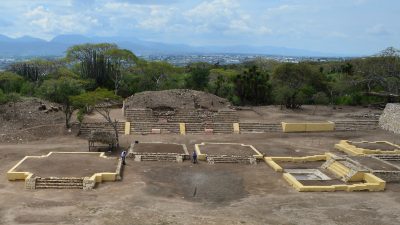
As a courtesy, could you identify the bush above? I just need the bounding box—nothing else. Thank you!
[0,72,24,93]
[0,89,7,104]
[20,82,35,96]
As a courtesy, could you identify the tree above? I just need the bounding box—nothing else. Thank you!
[185,62,211,90]
[234,66,271,105]
[0,72,24,93]
[71,88,122,148]
[0,89,6,104]
[66,43,118,88]
[8,59,60,83]
[207,68,237,99]
[312,92,329,115]
[104,48,138,94]
[38,78,84,128]
[133,61,176,91]
[272,63,327,108]
[67,43,139,94]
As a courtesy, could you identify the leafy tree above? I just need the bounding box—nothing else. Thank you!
[207,68,237,99]
[38,78,84,128]
[0,72,24,93]
[234,66,271,105]
[134,61,178,91]
[71,88,122,147]
[272,63,327,108]
[66,43,118,88]
[67,44,139,94]
[185,62,211,90]
[7,59,60,83]
[312,92,329,114]
[104,48,138,94]
[0,89,7,104]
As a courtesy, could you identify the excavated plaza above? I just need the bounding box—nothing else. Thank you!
[1,93,400,224]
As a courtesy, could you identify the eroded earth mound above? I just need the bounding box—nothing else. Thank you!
[124,89,231,111]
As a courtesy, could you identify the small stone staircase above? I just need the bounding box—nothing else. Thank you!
[212,110,239,123]
[126,109,157,122]
[334,120,379,131]
[239,123,282,133]
[134,153,182,162]
[35,177,84,189]
[373,154,400,161]
[207,155,257,164]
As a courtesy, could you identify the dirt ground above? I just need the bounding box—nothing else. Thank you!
[1,130,400,225]
[350,156,400,171]
[133,143,186,154]
[237,105,382,122]
[14,153,118,177]
[351,142,399,151]
[199,143,257,156]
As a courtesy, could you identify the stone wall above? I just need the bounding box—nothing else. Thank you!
[372,171,400,182]
[379,103,400,134]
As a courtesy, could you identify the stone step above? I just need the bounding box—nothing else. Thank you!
[36,180,83,183]
[140,156,178,161]
[36,182,83,186]
[35,185,83,189]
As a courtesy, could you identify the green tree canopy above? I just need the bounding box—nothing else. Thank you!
[272,63,327,108]
[0,71,25,93]
[38,77,84,128]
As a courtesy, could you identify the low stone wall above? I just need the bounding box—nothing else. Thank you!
[115,158,123,181]
[372,171,400,183]
[79,122,125,137]
[79,119,385,136]
[281,121,335,133]
[379,103,400,134]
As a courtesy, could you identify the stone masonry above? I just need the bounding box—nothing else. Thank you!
[379,103,400,134]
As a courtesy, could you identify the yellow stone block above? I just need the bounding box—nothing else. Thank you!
[179,123,186,135]
[281,121,335,132]
[124,122,130,135]
[233,123,240,134]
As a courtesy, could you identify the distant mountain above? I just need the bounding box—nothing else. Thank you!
[0,34,13,42]
[14,35,46,43]
[0,34,342,57]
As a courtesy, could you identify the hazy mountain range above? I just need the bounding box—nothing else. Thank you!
[0,34,342,57]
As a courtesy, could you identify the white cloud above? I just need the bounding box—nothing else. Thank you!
[23,5,99,39]
[366,24,390,36]
[184,0,271,35]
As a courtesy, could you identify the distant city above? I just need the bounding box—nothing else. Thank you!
[0,54,348,70]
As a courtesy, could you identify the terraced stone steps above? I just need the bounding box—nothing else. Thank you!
[131,122,180,134]
[207,155,257,164]
[212,110,239,123]
[374,155,400,160]
[35,178,84,189]
[239,123,282,133]
[134,154,181,162]
[126,109,157,122]
[79,122,125,137]
[334,120,379,131]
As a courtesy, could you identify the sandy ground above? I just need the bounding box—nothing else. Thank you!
[15,153,118,178]
[133,143,186,154]
[1,130,400,225]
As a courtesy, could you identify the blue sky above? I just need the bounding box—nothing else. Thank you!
[0,0,398,55]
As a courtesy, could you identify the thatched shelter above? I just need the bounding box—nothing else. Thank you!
[88,130,117,151]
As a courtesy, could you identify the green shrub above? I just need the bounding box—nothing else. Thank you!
[0,89,7,104]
